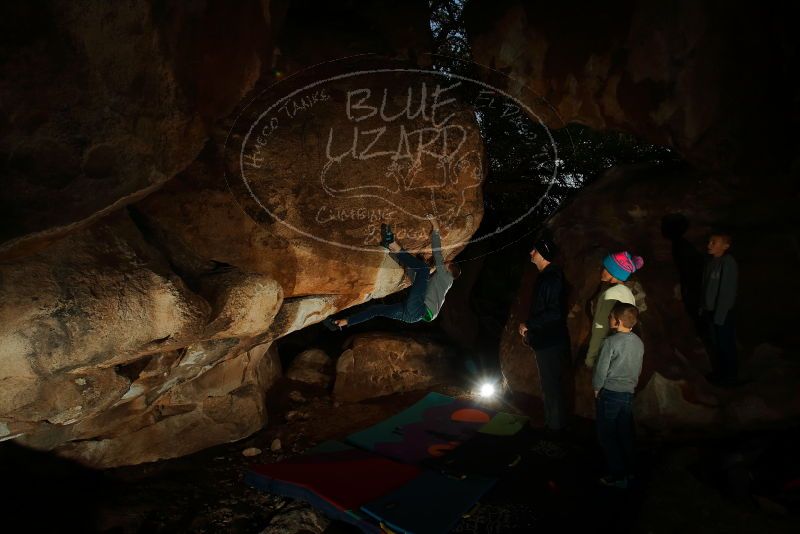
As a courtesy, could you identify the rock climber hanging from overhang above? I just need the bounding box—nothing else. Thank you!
[323,215,461,330]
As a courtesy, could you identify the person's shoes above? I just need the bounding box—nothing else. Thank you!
[599,475,629,489]
[322,317,342,331]
[380,223,395,248]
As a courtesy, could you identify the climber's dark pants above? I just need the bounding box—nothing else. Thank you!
[344,251,429,326]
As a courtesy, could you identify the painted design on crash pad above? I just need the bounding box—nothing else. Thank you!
[450,408,492,423]
[347,392,455,449]
[423,420,535,478]
[346,392,496,465]
[427,441,460,457]
[478,412,530,436]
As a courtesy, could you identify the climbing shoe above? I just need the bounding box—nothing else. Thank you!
[379,223,395,248]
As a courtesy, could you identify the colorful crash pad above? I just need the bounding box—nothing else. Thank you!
[423,412,533,477]
[424,430,535,478]
[479,412,530,436]
[247,396,515,532]
[345,392,496,465]
[246,441,420,531]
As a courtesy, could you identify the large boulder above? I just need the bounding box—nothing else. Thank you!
[334,332,454,403]
[0,111,482,464]
[0,1,486,466]
[0,210,288,463]
[52,342,282,467]
[131,140,458,301]
[286,349,335,389]
[0,212,211,428]
[0,0,275,258]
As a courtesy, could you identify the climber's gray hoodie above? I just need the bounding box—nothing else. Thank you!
[423,230,453,319]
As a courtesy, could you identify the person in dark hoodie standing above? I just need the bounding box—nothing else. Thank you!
[518,238,570,433]
[701,230,738,385]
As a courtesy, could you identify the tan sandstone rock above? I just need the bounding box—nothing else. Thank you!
[0,1,486,467]
[286,349,334,389]
[47,342,281,467]
[333,332,454,403]
[0,0,275,258]
[634,372,718,429]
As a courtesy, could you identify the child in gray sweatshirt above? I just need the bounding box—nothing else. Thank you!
[593,302,644,489]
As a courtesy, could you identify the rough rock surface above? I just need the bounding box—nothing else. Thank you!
[0,213,210,425]
[286,349,334,388]
[500,164,800,431]
[0,1,483,466]
[464,0,798,171]
[260,502,329,534]
[0,119,478,465]
[4,0,797,466]
[334,332,454,403]
[16,335,281,467]
[131,140,461,301]
[0,0,275,258]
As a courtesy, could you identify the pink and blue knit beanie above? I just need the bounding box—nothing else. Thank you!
[603,251,644,281]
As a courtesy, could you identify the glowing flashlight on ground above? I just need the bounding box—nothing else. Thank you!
[479,382,496,398]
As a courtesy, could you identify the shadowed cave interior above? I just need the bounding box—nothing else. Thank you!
[1,1,799,533]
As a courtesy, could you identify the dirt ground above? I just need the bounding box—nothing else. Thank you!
[2,379,798,533]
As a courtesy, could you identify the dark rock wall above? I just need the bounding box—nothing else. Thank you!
[464,0,799,171]
[500,164,800,431]
[0,0,277,258]
[1,0,798,464]
[465,0,800,431]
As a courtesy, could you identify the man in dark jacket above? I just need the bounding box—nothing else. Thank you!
[701,230,738,385]
[518,238,570,432]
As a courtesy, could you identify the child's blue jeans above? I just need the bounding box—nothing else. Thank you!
[595,389,635,479]
[344,251,430,326]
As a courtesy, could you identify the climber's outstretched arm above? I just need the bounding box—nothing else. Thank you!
[428,216,445,271]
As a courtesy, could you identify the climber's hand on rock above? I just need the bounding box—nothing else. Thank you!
[518,323,528,338]
[427,214,440,232]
